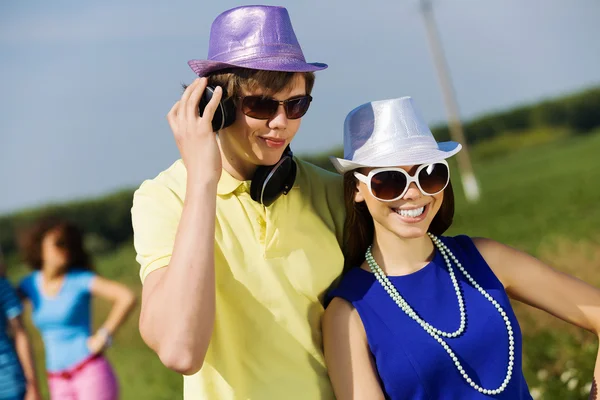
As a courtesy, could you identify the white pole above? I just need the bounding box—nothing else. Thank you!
[420,0,480,202]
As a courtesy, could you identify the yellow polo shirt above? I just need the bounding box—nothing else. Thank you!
[132,158,345,399]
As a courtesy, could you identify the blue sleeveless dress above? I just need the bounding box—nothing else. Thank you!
[328,235,532,399]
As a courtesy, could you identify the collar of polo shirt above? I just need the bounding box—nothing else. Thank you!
[217,169,248,195]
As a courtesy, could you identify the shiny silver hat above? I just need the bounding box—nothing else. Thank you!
[330,97,461,173]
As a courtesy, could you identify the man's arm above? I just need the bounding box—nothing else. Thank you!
[139,183,217,375]
[136,78,224,375]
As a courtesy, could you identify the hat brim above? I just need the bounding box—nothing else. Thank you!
[330,142,462,174]
[188,58,327,77]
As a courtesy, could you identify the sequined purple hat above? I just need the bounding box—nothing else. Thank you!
[188,5,327,77]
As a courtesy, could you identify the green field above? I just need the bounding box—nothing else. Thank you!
[8,130,600,399]
[449,130,600,252]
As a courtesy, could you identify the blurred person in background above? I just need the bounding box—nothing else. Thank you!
[323,97,600,399]
[0,246,41,400]
[18,217,136,400]
[132,5,345,400]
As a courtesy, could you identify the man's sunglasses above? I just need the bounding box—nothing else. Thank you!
[240,95,313,120]
[354,161,450,202]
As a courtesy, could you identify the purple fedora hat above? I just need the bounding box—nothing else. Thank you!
[188,5,327,77]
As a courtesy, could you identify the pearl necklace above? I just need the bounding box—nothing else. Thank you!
[365,233,514,395]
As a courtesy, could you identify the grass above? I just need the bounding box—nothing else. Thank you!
[468,126,573,163]
[448,129,600,254]
[7,129,600,399]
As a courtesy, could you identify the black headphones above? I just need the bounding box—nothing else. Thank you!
[198,86,237,132]
[199,85,297,207]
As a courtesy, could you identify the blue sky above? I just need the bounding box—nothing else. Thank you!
[1,0,599,213]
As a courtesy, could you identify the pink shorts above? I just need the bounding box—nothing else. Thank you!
[48,355,119,400]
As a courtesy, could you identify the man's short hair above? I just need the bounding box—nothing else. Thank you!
[207,68,315,105]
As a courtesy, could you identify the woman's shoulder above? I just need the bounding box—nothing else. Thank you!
[441,234,514,289]
[327,267,375,306]
[441,234,489,257]
[323,295,361,330]
[66,268,96,283]
[441,234,508,262]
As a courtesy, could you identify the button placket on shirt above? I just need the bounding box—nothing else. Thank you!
[262,188,297,259]
[235,182,267,246]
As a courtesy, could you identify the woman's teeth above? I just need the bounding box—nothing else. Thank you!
[395,206,425,218]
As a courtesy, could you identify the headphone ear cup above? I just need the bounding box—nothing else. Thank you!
[250,166,272,203]
[282,158,297,195]
[220,96,237,130]
[198,86,237,132]
[249,153,297,206]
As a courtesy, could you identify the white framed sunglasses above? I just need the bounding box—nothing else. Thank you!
[354,160,450,202]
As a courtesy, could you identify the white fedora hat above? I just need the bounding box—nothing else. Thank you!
[330,97,462,174]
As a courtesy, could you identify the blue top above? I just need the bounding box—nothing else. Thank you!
[328,235,532,400]
[19,269,96,372]
[0,278,26,399]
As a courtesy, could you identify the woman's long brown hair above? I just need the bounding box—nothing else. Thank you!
[19,216,93,271]
[342,171,455,271]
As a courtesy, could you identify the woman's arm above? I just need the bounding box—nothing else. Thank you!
[474,237,600,399]
[88,276,136,353]
[323,297,386,400]
[474,238,600,333]
[9,316,41,400]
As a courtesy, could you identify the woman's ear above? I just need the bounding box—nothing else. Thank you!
[354,183,366,203]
